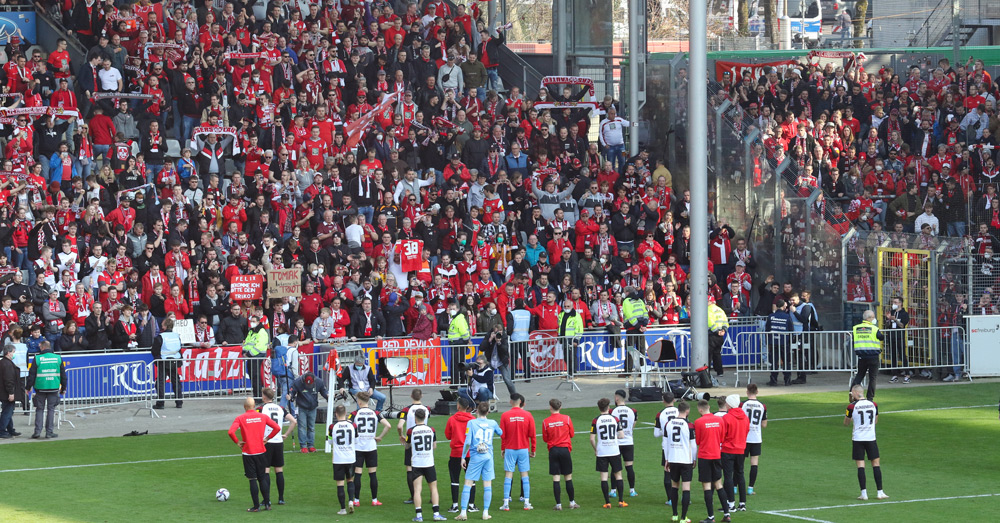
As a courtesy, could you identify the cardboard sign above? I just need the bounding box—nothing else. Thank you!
[230,275,264,301]
[267,268,301,299]
[173,319,196,345]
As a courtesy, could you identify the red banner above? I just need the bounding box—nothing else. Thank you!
[344,90,402,151]
[374,338,443,386]
[525,331,568,372]
[177,346,244,381]
[230,275,264,301]
[715,59,798,81]
[296,341,315,376]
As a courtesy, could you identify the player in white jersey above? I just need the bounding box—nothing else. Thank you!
[398,388,431,504]
[407,409,447,521]
[258,387,297,507]
[590,397,626,508]
[457,401,503,521]
[653,392,679,504]
[740,384,767,495]
[349,390,392,507]
[329,404,358,514]
[611,389,639,497]
[845,385,887,501]
[664,401,697,523]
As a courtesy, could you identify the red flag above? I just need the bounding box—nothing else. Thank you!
[345,90,402,151]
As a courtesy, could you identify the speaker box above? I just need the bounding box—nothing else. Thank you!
[628,386,663,402]
[316,407,327,425]
[432,399,457,416]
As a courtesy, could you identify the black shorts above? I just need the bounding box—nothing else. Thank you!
[242,453,267,479]
[264,441,284,468]
[548,447,573,475]
[333,462,355,481]
[698,458,723,483]
[852,440,879,461]
[412,466,437,483]
[620,444,635,462]
[596,454,623,473]
[404,447,412,467]
[745,442,762,457]
[668,462,693,483]
[355,450,378,469]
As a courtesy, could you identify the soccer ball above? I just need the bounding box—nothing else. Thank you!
[216,488,230,502]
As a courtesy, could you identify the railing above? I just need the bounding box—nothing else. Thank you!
[911,0,958,47]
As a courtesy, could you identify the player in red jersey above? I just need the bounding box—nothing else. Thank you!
[694,399,730,523]
[228,397,282,512]
[542,398,579,510]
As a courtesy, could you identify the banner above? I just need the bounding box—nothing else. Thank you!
[225,52,265,60]
[92,92,161,101]
[193,126,238,139]
[0,105,79,119]
[62,352,154,400]
[345,90,402,150]
[715,59,798,81]
[173,318,196,344]
[176,346,244,382]
[534,75,599,111]
[374,337,443,386]
[0,10,36,46]
[230,275,264,301]
[267,268,301,299]
[968,315,1000,376]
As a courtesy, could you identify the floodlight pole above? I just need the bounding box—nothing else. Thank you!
[688,0,709,372]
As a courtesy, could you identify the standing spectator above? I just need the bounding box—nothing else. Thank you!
[289,371,329,453]
[26,340,67,439]
[885,297,911,383]
[151,318,183,409]
[0,345,21,439]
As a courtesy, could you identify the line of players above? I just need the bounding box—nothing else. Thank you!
[316,386,770,523]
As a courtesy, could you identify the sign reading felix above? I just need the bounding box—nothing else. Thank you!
[230,275,264,301]
[267,268,301,299]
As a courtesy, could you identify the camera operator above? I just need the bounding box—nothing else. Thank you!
[480,322,516,396]
[458,355,494,405]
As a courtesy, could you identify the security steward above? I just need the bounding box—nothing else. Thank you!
[26,340,66,439]
[152,318,184,409]
[707,296,730,386]
[849,310,884,401]
[447,301,470,385]
[766,299,794,386]
[243,315,271,400]
[558,299,585,377]
[621,287,649,375]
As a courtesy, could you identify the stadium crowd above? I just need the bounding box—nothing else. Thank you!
[0,0,765,359]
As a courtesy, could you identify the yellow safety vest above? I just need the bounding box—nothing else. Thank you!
[852,322,881,357]
[708,303,730,332]
[622,298,647,327]
[448,313,470,341]
[243,329,270,357]
[558,310,584,337]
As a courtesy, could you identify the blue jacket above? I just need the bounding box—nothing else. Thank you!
[49,153,79,184]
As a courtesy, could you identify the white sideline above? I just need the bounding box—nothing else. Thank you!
[759,493,1000,522]
[1,404,995,474]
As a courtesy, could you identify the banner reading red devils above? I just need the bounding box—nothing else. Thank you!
[715,59,799,82]
[374,338,443,386]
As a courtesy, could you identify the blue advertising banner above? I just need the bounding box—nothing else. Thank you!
[0,10,37,46]
[62,352,154,401]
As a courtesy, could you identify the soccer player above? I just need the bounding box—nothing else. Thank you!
[446,398,479,513]
[611,389,639,497]
[740,384,767,495]
[228,397,281,512]
[590,397,627,509]
[398,389,431,504]
[329,404,358,515]
[653,392,679,504]
[720,395,749,512]
[845,384,888,500]
[542,398,579,510]
[407,408,447,521]
[664,401,697,523]
[694,399,730,523]
[499,393,536,511]
[259,387,297,506]
[457,401,504,521]
[350,390,392,506]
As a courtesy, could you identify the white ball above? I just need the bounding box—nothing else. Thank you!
[216,488,230,502]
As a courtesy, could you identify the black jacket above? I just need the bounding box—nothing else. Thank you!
[218,314,248,345]
[0,356,19,397]
[479,329,510,366]
[56,332,89,352]
[350,309,385,338]
[85,313,111,351]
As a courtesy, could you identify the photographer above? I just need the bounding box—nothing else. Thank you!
[480,322,516,396]
[458,355,494,405]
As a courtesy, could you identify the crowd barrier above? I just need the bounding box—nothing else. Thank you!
[734,326,968,386]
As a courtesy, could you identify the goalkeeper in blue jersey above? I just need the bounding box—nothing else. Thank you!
[456,401,503,521]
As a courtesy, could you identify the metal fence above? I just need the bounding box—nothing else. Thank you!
[59,360,156,425]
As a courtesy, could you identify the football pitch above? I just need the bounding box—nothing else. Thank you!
[1,382,998,522]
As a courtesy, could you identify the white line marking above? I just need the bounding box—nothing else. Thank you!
[768,404,994,421]
[0,454,235,473]
[773,493,1000,512]
[758,510,835,523]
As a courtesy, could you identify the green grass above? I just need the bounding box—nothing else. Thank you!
[1,383,998,522]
